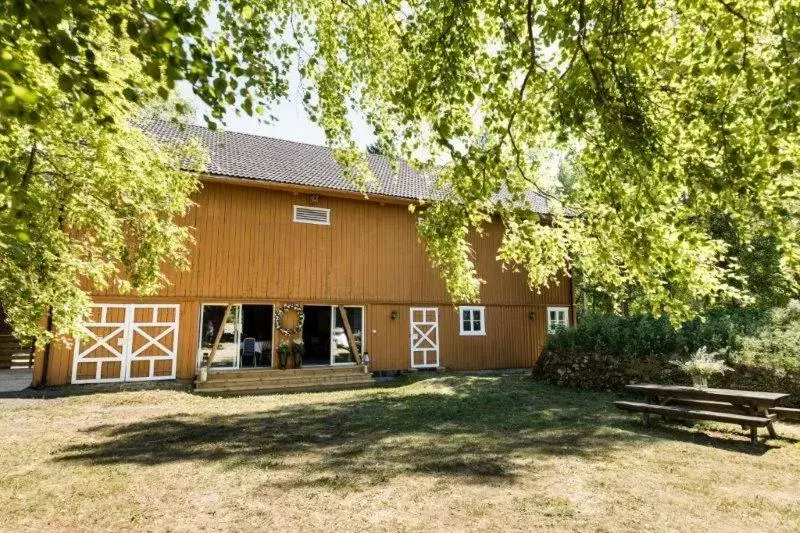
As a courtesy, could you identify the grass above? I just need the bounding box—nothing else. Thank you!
[1,372,799,531]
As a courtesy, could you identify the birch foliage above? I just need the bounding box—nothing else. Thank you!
[0,23,203,344]
[4,0,800,330]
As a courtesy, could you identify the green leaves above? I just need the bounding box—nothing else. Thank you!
[3,0,800,335]
[0,17,206,345]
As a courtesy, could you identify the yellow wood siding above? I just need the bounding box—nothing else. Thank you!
[35,180,572,385]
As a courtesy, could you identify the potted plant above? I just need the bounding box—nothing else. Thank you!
[672,346,731,388]
[291,339,304,368]
[277,341,291,370]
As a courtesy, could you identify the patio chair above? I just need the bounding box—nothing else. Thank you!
[241,337,256,367]
[258,341,271,367]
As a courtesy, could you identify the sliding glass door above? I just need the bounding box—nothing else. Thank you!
[197,304,273,369]
[199,305,240,368]
[332,306,364,364]
[198,303,362,368]
[301,305,365,365]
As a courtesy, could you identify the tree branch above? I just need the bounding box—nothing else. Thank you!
[577,0,606,103]
[20,142,38,194]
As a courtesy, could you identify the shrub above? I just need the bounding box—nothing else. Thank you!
[535,303,800,405]
[732,301,800,374]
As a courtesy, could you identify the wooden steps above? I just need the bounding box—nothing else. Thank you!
[194,365,375,395]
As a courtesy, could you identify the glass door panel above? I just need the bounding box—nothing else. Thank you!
[302,306,332,366]
[198,304,241,368]
[240,305,273,367]
[331,306,363,364]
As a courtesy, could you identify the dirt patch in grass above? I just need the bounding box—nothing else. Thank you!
[1,373,799,531]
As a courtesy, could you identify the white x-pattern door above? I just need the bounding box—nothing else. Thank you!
[72,304,180,384]
[410,307,439,368]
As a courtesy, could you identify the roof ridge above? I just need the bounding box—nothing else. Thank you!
[153,118,361,153]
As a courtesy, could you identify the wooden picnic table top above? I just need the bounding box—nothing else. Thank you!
[625,383,789,406]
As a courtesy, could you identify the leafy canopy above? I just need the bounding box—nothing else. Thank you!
[4,0,800,334]
[0,8,204,344]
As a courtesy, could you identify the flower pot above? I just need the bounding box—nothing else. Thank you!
[692,375,708,389]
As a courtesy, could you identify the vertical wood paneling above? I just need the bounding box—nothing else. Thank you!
[366,304,409,371]
[46,181,572,385]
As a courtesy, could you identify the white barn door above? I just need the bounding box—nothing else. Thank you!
[71,304,128,383]
[72,304,179,384]
[410,307,439,368]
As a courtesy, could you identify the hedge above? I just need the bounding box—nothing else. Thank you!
[534,303,800,406]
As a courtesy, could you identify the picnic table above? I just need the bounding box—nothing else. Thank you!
[616,383,790,443]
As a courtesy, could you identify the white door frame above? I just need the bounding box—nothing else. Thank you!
[410,307,439,368]
[72,303,179,384]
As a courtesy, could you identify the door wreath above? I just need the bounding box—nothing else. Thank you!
[274,303,305,336]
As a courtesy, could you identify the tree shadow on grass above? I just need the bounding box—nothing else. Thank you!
[53,375,776,485]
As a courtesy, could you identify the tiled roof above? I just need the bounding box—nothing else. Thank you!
[142,119,549,213]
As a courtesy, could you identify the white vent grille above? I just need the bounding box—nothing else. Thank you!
[293,205,330,225]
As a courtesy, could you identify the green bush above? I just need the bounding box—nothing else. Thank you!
[732,301,800,374]
[535,304,800,405]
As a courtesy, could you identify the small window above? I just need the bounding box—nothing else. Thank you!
[293,205,330,225]
[547,307,570,333]
[459,306,485,336]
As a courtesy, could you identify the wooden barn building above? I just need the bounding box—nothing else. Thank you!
[32,121,573,393]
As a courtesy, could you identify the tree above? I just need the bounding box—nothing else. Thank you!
[366,143,385,156]
[5,1,800,329]
[0,19,204,345]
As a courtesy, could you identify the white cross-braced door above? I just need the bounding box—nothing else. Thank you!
[410,307,439,368]
[72,304,180,384]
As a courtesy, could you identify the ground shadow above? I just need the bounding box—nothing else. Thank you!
[0,380,190,400]
[54,375,779,484]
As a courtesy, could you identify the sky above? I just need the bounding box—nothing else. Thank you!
[179,70,376,148]
[178,2,375,147]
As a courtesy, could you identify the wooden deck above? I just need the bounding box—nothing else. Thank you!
[194,365,376,395]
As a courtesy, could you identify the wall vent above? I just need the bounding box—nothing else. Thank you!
[293,205,331,225]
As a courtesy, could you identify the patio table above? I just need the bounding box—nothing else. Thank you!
[624,383,789,441]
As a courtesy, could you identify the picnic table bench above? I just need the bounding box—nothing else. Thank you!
[615,383,790,443]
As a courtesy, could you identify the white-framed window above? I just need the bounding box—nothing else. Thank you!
[547,306,570,333]
[293,205,330,225]
[459,306,485,336]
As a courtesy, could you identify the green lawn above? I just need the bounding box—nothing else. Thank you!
[1,373,799,531]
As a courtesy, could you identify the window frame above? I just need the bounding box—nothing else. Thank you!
[458,306,486,336]
[293,205,331,226]
[547,306,570,334]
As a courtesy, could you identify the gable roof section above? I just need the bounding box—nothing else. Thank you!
[142,119,549,214]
